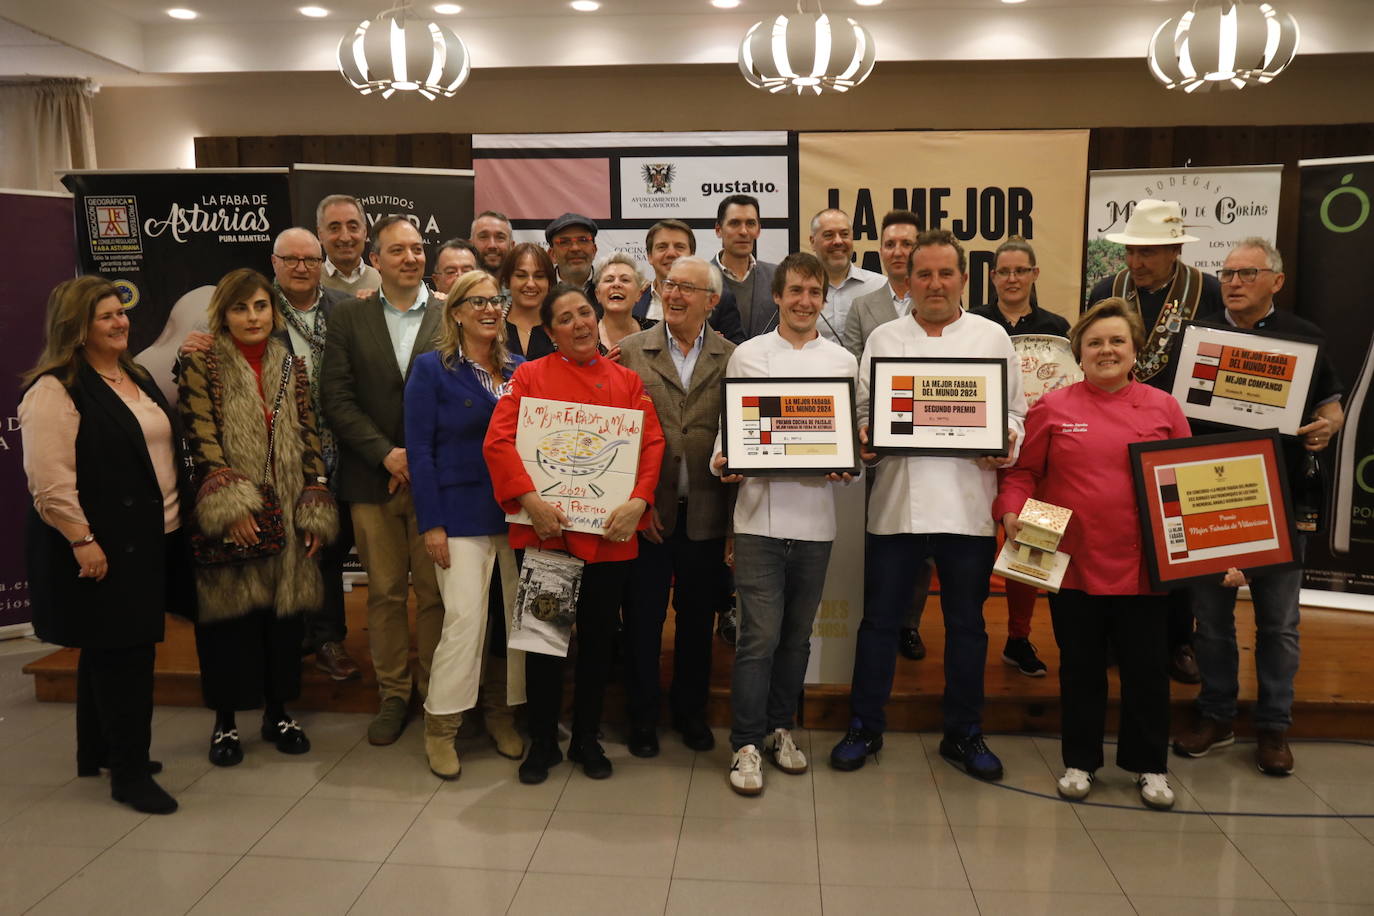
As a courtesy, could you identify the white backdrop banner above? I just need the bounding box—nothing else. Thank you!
[1086,165,1283,296]
[472,131,797,267]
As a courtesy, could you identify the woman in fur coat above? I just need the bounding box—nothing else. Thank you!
[178,268,338,767]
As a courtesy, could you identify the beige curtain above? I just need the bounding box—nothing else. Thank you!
[0,78,97,192]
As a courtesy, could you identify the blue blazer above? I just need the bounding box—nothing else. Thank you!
[405,350,524,537]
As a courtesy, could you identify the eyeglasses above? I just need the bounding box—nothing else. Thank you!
[274,255,324,269]
[458,295,511,310]
[551,235,594,249]
[1217,267,1275,283]
[662,279,710,296]
[992,266,1036,279]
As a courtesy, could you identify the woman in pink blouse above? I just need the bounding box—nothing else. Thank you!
[995,298,1191,810]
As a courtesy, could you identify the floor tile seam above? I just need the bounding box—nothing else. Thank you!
[0,783,62,827]
[337,861,395,916]
[1077,819,1151,905]
[13,842,104,916]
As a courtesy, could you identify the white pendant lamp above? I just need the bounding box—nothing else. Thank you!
[738,2,877,95]
[338,3,471,100]
[1147,0,1300,93]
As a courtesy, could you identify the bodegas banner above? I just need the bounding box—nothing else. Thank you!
[797,130,1089,324]
[61,169,292,401]
[1087,165,1282,302]
[472,131,797,265]
[0,189,76,635]
[289,163,475,282]
[1297,155,1374,598]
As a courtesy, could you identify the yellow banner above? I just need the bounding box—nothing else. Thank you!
[798,130,1089,324]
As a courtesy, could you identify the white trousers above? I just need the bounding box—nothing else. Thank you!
[425,534,526,715]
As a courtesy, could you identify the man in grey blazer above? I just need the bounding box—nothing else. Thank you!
[841,209,921,359]
[618,256,736,757]
[321,216,445,747]
[713,194,778,340]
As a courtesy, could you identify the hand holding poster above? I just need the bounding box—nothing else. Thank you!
[505,397,644,535]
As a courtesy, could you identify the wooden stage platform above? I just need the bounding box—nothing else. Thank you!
[23,587,1374,739]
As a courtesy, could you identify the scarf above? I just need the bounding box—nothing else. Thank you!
[275,284,336,476]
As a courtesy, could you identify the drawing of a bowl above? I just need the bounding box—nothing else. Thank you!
[535,429,629,480]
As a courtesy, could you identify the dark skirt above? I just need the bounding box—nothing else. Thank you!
[195,607,305,711]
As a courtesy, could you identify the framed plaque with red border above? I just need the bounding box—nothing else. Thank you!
[1129,430,1297,591]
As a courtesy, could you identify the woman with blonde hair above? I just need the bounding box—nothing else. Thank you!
[178,268,338,768]
[21,276,196,814]
[405,269,527,778]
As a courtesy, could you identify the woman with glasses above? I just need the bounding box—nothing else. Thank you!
[969,237,1070,679]
[592,251,654,357]
[405,270,527,779]
[498,243,556,360]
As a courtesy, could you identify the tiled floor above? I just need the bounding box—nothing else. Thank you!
[4,640,1374,915]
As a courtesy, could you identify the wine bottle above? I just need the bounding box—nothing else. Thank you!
[1294,452,1322,533]
[1332,337,1374,554]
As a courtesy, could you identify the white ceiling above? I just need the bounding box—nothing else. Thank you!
[1,0,1370,85]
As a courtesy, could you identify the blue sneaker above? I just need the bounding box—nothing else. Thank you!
[938,732,1003,781]
[829,718,883,771]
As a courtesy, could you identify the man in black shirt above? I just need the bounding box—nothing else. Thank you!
[1171,238,1344,777]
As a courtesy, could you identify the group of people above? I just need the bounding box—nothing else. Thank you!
[21,191,1341,816]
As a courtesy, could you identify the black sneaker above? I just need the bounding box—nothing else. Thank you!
[568,737,613,780]
[899,628,926,661]
[829,717,883,771]
[519,739,564,785]
[1001,638,1048,677]
[938,732,1004,781]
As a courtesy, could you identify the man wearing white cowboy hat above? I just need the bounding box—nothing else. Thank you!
[1087,199,1223,391]
[1087,199,1223,687]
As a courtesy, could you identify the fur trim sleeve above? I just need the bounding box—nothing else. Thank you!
[295,484,339,543]
[194,467,263,538]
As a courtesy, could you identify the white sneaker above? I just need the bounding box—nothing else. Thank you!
[729,745,764,796]
[764,728,808,774]
[1137,772,1175,810]
[1056,767,1093,800]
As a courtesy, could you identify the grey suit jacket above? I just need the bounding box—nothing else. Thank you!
[618,323,735,540]
[320,294,442,504]
[841,283,905,359]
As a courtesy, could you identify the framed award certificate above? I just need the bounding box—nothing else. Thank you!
[1171,321,1322,436]
[719,377,860,476]
[868,357,1009,456]
[1130,430,1297,590]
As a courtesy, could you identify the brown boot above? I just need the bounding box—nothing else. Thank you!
[482,652,525,759]
[424,712,462,780]
[1172,716,1234,758]
[1255,728,1294,776]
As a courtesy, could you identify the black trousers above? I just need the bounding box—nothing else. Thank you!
[76,643,155,787]
[304,502,354,650]
[196,608,305,711]
[1167,587,1194,652]
[622,514,728,728]
[526,560,630,744]
[1049,589,1170,774]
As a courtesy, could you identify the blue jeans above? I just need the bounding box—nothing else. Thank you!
[851,533,996,735]
[729,535,833,751]
[1189,537,1303,730]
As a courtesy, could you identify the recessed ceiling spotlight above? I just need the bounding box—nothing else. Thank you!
[570,0,600,10]
[299,5,329,16]
[854,0,883,6]
[1000,0,1028,4]
[433,3,462,12]
[711,0,741,8]
[166,8,198,18]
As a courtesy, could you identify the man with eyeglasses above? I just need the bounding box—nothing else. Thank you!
[618,256,736,757]
[431,238,482,296]
[470,210,513,274]
[317,194,381,297]
[1172,237,1344,777]
[545,212,600,301]
[809,208,886,346]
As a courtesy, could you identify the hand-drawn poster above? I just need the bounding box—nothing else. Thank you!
[505,397,644,535]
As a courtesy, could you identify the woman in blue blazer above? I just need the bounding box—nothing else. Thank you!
[405,270,526,779]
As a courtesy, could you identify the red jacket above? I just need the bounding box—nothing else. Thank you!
[484,353,665,563]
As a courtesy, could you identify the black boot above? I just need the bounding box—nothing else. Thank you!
[112,776,178,815]
[518,738,564,785]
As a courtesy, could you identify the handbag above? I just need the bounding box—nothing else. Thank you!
[190,355,293,567]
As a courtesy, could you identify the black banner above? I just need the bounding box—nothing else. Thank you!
[289,164,475,281]
[61,169,293,399]
[1296,156,1374,595]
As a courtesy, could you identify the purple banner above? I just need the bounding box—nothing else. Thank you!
[1,190,77,630]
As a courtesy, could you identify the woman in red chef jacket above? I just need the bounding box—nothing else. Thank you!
[484,283,665,785]
[995,297,1191,811]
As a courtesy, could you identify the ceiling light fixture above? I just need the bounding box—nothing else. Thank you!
[570,0,600,10]
[1147,0,1299,92]
[337,2,471,100]
[711,0,741,8]
[165,8,198,19]
[299,6,330,16]
[738,1,877,95]
[432,2,462,12]
[854,0,883,6]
